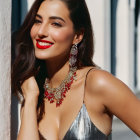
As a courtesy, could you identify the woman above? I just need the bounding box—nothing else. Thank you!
[12,0,140,140]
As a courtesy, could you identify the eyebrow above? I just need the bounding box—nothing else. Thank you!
[49,16,65,23]
[36,14,66,23]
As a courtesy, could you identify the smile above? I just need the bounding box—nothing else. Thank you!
[36,39,54,49]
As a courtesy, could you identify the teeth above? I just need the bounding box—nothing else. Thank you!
[38,42,52,46]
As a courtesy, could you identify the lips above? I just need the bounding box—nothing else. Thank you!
[36,39,54,49]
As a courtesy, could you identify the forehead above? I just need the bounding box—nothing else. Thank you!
[37,0,70,19]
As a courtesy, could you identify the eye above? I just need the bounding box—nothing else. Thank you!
[52,22,62,27]
[34,19,42,24]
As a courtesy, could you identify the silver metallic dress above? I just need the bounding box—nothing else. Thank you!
[39,104,112,140]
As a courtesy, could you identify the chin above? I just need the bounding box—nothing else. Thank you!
[35,52,48,60]
[35,55,50,60]
[35,52,56,61]
[35,56,47,60]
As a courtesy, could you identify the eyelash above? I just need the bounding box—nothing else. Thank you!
[34,19,62,27]
[52,22,62,27]
[34,19,41,24]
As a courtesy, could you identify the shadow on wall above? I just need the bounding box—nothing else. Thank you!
[11,0,28,140]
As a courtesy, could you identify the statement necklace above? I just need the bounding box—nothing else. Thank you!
[44,67,77,107]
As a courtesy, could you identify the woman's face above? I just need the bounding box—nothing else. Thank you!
[30,0,78,61]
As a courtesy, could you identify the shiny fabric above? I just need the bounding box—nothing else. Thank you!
[63,104,112,140]
[39,103,112,140]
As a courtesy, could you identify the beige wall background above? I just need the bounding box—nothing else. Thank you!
[0,0,11,139]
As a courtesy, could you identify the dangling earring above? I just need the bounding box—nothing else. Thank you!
[69,43,78,69]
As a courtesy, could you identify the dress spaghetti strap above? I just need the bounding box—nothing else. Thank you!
[83,67,98,101]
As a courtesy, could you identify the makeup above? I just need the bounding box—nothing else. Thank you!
[36,39,54,49]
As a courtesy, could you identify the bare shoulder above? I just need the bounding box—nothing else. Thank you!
[86,68,139,110]
[86,68,124,95]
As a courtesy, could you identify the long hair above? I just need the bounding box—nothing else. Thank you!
[12,0,96,121]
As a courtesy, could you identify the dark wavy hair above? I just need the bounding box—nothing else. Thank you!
[12,0,96,121]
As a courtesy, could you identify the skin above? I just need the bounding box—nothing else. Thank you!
[17,0,140,140]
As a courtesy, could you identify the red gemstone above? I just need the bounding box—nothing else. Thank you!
[48,96,52,100]
[45,91,49,96]
[56,103,60,107]
[50,100,54,103]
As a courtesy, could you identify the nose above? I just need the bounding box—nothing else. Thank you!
[38,23,49,38]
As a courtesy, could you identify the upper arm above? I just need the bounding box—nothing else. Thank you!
[87,69,140,136]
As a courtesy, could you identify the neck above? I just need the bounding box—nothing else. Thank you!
[45,58,69,88]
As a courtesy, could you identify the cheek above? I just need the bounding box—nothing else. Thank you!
[51,28,74,43]
[30,26,38,39]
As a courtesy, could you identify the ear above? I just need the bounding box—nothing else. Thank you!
[72,28,84,45]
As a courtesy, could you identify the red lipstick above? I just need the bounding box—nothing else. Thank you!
[36,39,54,49]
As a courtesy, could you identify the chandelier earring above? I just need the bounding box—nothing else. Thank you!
[69,43,78,69]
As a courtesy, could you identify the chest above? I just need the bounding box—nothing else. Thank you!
[38,95,108,140]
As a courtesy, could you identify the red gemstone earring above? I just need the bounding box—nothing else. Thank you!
[69,43,78,68]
